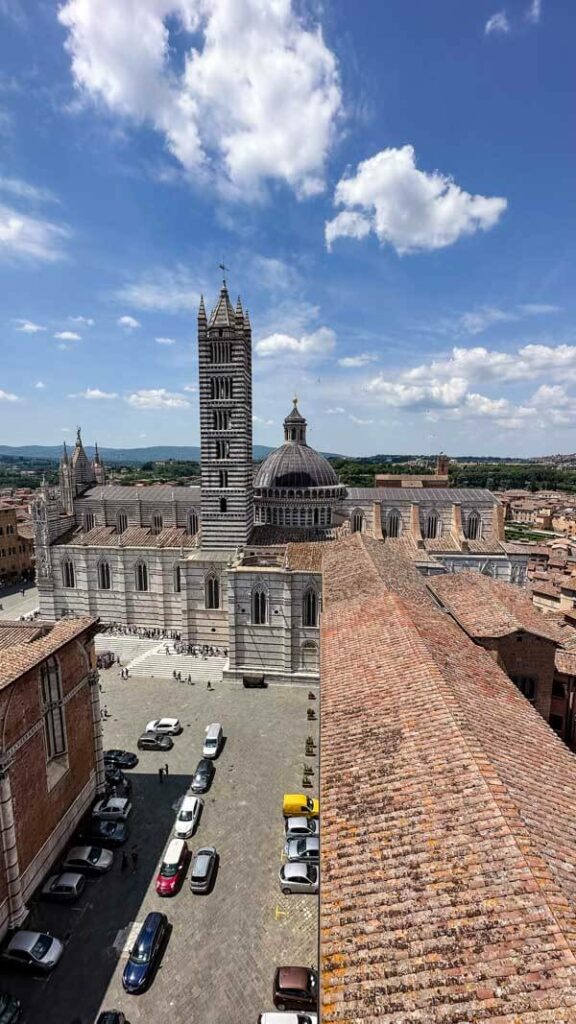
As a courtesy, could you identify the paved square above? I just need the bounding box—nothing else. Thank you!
[3,662,319,1024]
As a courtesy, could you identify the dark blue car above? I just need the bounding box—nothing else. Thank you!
[122,912,168,994]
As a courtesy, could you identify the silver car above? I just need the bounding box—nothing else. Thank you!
[2,931,64,972]
[41,872,86,902]
[279,862,319,895]
[284,816,320,841]
[284,836,320,864]
[189,847,217,893]
[62,845,114,874]
[92,796,132,821]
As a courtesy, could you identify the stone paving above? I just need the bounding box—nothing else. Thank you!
[95,634,227,682]
[0,582,39,620]
[2,661,319,1024]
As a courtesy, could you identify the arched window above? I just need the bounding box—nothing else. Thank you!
[425,511,439,539]
[206,574,220,609]
[388,510,401,538]
[465,510,481,540]
[352,509,364,533]
[40,657,66,759]
[63,560,75,589]
[301,641,319,672]
[220,497,227,513]
[84,512,96,532]
[117,511,128,534]
[98,561,111,591]
[187,510,199,535]
[303,588,319,627]
[174,565,181,593]
[252,588,268,625]
[152,512,163,535]
[135,562,148,592]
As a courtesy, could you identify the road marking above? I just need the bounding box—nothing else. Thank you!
[113,920,141,954]
[274,905,288,920]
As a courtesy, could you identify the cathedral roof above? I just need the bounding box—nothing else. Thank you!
[209,282,236,328]
[254,442,339,490]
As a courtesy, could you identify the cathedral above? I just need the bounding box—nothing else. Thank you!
[32,279,527,685]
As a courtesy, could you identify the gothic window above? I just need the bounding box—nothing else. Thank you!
[187,511,199,535]
[388,511,401,538]
[303,588,319,627]
[210,341,232,364]
[465,510,481,540]
[84,512,96,532]
[220,497,227,513]
[425,511,440,539]
[98,561,111,590]
[174,565,181,593]
[63,560,75,589]
[219,469,229,488]
[40,657,66,760]
[252,588,268,625]
[151,512,163,535]
[206,574,220,609]
[215,440,230,459]
[117,511,128,534]
[210,377,233,400]
[135,561,149,592]
[351,509,364,533]
[213,409,231,430]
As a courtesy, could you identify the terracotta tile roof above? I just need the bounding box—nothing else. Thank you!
[531,580,562,600]
[0,621,47,650]
[0,616,98,688]
[321,550,576,1022]
[556,649,576,675]
[428,571,568,643]
[321,534,433,606]
[286,542,326,572]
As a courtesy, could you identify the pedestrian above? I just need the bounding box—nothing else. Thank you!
[131,849,138,873]
[121,851,129,872]
[98,683,103,693]
[116,654,120,665]
[158,767,164,784]
[187,674,192,684]
[207,680,212,690]
[164,763,169,776]
[103,705,108,717]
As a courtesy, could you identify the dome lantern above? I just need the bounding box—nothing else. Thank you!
[284,396,307,444]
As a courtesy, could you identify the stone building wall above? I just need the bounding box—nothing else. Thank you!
[479,632,556,722]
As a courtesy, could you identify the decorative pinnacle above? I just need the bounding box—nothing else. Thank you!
[62,441,69,464]
[293,394,298,406]
[76,426,82,446]
[198,295,207,321]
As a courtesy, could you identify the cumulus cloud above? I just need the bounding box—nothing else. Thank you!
[183,383,197,393]
[0,176,56,203]
[126,388,190,408]
[325,406,345,415]
[253,413,274,425]
[255,326,336,360]
[34,381,45,389]
[526,0,541,24]
[155,336,176,345]
[0,388,20,402]
[54,330,81,341]
[325,146,506,254]
[14,318,45,333]
[69,314,94,325]
[485,11,510,34]
[404,344,576,387]
[0,203,70,261]
[70,388,118,400]
[58,0,341,198]
[116,266,200,313]
[458,303,560,335]
[117,315,140,329]
[338,352,378,368]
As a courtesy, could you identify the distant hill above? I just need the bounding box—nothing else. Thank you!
[0,444,274,465]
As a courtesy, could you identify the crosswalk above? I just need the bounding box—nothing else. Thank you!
[95,634,226,682]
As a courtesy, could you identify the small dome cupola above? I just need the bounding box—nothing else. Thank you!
[284,396,307,444]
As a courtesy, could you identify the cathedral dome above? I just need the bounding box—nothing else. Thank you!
[254,442,338,490]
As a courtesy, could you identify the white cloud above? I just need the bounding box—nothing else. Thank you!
[0,176,56,203]
[325,406,345,415]
[69,314,94,325]
[518,303,558,315]
[58,0,341,199]
[117,266,200,313]
[54,330,81,341]
[485,11,510,35]
[70,388,118,400]
[526,0,541,24]
[366,375,469,410]
[34,381,45,389]
[14,318,45,333]
[349,414,373,425]
[183,384,197,393]
[0,388,19,402]
[117,315,140,329]
[326,146,506,254]
[255,326,335,360]
[155,336,176,345]
[338,352,378,368]
[126,388,190,409]
[253,414,274,425]
[0,203,70,261]
[458,303,560,335]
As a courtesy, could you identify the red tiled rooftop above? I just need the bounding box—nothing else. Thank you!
[0,616,98,688]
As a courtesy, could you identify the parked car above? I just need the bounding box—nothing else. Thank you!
[285,817,319,841]
[103,750,138,770]
[273,967,318,1012]
[282,794,319,819]
[137,732,173,752]
[96,1014,126,1024]
[174,796,203,839]
[156,839,189,896]
[92,797,132,821]
[258,1015,317,1024]
[40,872,86,902]
[104,767,131,796]
[62,845,113,874]
[284,837,319,864]
[78,818,127,848]
[190,758,215,794]
[202,722,223,759]
[0,990,22,1024]
[279,863,319,895]
[189,847,218,894]
[1,932,64,973]
[145,718,182,735]
[122,912,168,994]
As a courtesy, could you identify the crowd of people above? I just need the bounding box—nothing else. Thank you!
[100,623,182,641]
[170,641,227,658]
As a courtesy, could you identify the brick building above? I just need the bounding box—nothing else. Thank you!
[0,504,35,583]
[0,616,102,938]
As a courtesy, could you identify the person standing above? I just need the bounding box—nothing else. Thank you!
[158,767,164,784]
[164,763,169,776]
[131,849,138,873]
[121,851,128,873]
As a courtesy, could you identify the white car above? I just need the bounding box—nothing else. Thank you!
[92,796,132,821]
[146,717,182,735]
[1,931,64,972]
[258,1014,318,1023]
[279,862,319,895]
[174,795,203,839]
[285,816,320,841]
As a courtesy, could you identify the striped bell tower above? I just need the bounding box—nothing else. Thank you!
[198,278,254,549]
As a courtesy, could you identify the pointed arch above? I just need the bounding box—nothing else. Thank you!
[62,559,75,589]
[303,586,319,627]
[252,586,268,625]
[173,564,182,593]
[351,508,365,534]
[205,573,220,609]
[135,561,148,592]
[425,509,440,540]
[387,509,401,539]
[97,560,111,591]
[465,509,481,540]
[151,511,163,535]
[187,510,199,536]
[116,510,128,534]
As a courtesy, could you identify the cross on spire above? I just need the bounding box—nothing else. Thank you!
[219,260,230,285]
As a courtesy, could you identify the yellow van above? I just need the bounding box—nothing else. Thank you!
[282,793,319,818]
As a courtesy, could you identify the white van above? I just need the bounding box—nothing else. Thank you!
[202,722,223,759]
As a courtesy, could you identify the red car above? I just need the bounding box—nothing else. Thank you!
[155,838,189,896]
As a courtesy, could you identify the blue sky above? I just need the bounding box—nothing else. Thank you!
[0,0,574,456]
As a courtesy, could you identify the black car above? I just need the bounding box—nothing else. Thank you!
[104,750,138,770]
[105,766,131,793]
[97,1013,125,1024]
[122,912,168,994]
[190,758,215,794]
[77,819,127,847]
[0,990,21,1024]
[137,732,174,752]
